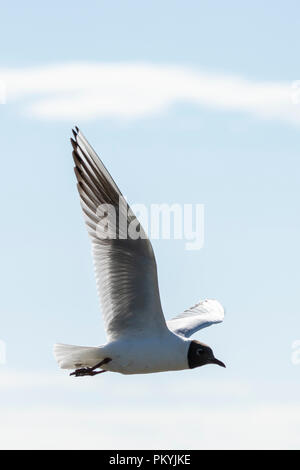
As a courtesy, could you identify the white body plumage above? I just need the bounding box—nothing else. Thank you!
[55,330,191,374]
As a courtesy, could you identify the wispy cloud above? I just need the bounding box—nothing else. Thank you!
[0,369,250,398]
[1,369,300,449]
[1,62,299,124]
[2,399,300,450]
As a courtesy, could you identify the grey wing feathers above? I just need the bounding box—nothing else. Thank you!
[71,127,167,340]
[167,299,224,338]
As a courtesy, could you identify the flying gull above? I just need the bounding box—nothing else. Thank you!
[54,128,225,376]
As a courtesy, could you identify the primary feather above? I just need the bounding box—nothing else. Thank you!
[71,128,167,341]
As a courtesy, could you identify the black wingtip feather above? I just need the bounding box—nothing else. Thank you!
[72,150,83,166]
[70,138,77,150]
[74,166,84,183]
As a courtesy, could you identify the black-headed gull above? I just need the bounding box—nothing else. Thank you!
[54,128,225,377]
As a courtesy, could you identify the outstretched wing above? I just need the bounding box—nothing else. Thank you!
[71,127,167,341]
[167,299,224,338]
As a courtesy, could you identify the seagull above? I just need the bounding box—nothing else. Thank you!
[54,128,225,377]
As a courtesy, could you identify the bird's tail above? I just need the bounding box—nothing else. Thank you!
[53,343,104,370]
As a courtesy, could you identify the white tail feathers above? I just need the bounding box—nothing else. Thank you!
[53,343,103,370]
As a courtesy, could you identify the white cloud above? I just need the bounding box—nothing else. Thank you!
[1,62,299,124]
[0,369,250,397]
[1,402,300,450]
[1,369,300,449]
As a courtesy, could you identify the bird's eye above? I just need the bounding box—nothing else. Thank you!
[196,348,204,356]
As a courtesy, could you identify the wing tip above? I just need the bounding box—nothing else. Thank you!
[71,126,80,141]
[206,299,225,321]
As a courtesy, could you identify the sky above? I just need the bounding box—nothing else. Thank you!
[1,0,300,449]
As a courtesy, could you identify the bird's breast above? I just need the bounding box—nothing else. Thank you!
[103,333,190,374]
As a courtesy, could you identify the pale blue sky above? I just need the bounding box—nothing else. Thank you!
[1,0,300,449]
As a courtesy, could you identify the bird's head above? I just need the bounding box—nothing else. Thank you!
[187,340,225,369]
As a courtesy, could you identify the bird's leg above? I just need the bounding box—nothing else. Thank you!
[70,357,112,377]
[70,369,107,377]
